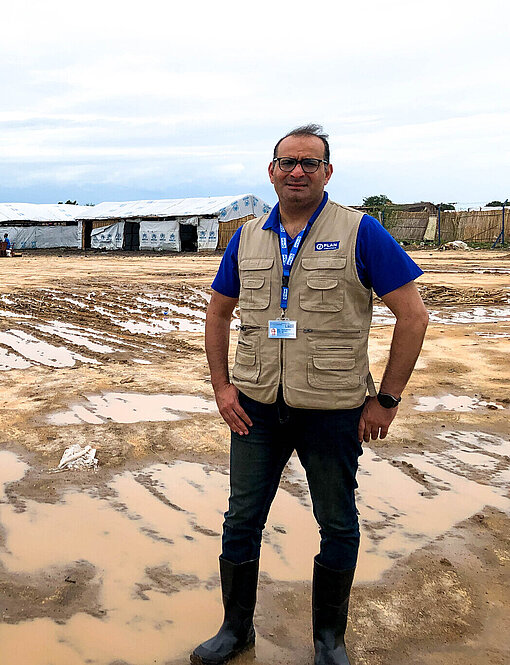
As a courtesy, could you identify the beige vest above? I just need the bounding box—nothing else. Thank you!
[232,199,375,409]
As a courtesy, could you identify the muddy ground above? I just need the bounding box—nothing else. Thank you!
[0,248,508,665]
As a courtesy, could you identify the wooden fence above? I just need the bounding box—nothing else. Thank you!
[438,209,508,244]
[384,211,430,242]
[217,209,508,249]
[382,208,508,245]
[217,214,256,250]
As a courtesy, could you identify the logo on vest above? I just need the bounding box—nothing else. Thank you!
[315,241,339,251]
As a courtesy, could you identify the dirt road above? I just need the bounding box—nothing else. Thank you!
[0,249,508,665]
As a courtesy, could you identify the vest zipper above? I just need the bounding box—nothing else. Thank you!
[301,328,362,335]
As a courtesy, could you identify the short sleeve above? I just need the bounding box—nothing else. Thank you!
[355,215,424,297]
[211,226,242,298]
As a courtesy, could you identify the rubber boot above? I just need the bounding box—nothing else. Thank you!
[312,557,355,665]
[190,557,259,665]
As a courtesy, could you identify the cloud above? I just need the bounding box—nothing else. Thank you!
[1,0,509,204]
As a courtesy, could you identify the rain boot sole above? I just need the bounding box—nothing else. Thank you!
[190,638,255,665]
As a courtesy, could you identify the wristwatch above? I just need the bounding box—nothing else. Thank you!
[377,392,401,409]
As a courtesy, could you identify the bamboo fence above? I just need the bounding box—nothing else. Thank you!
[217,214,256,250]
[217,209,508,249]
[438,209,508,244]
[382,208,508,245]
[384,211,430,242]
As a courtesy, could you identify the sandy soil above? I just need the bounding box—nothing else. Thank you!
[0,248,508,665]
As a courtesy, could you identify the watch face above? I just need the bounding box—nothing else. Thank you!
[378,393,399,409]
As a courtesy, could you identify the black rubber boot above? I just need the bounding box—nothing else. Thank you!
[190,557,259,665]
[312,557,355,665]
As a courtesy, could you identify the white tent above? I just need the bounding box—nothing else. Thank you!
[0,203,89,249]
[77,194,271,251]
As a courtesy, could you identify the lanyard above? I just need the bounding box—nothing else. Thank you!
[278,220,312,311]
[277,192,329,314]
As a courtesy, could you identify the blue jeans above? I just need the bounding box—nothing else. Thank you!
[222,389,364,571]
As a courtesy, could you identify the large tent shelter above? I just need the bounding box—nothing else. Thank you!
[0,203,89,249]
[76,194,272,251]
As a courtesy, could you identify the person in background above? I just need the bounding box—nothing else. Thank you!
[3,233,11,257]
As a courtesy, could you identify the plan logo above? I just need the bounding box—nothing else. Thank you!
[315,241,339,251]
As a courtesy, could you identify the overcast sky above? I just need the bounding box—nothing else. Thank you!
[2,0,509,208]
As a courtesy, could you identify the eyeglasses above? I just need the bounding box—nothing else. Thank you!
[273,157,328,173]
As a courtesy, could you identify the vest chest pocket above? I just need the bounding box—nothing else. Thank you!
[239,257,274,310]
[299,256,346,312]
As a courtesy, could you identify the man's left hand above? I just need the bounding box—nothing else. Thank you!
[358,396,398,442]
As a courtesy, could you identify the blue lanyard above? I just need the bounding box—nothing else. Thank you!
[277,193,329,313]
[278,220,312,311]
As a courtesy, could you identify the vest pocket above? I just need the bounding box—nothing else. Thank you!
[307,355,360,389]
[239,257,274,310]
[232,345,260,383]
[299,256,346,312]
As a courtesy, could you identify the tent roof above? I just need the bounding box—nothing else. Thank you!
[0,203,90,223]
[75,194,271,221]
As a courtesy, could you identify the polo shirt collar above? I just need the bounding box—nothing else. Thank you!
[262,191,329,232]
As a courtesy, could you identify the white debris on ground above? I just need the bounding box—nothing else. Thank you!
[440,240,471,251]
[55,444,98,471]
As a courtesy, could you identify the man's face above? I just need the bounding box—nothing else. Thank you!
[268,135,333,208]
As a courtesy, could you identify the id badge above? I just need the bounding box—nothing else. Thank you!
[268,319,297,339]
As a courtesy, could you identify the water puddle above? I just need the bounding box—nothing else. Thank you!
[0,451,28,500]
[0,347,32,371]
[372,304,510,326]
[429,305,510,324]
[0,329,98,367]
[0,309,32,319]
[31,321,117,353]
[475,332,509,339]
[414,394,504,411]
[46,392,217,425]
[0,435,508,664]
[436,430,509,456]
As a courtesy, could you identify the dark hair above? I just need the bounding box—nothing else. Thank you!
[273,123,330,163]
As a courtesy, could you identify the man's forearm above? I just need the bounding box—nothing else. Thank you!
[205,294,233,392]
[205,307,232,393]
[379,314,428,397]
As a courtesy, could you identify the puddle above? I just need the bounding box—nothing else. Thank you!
[0,309,32,319]
[429,305,510,324]
[0,451,28,500]
[414,394,504,411]
[31,321,116,353]
[436,430,510,456]
[372,304,510,327]
[0,347,32,371]
[0,330,98,368]
[475,332,509,339]
[46,392,217,425]
[0,443,508,664]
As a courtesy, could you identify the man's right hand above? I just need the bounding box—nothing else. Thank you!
[214,383,253,436]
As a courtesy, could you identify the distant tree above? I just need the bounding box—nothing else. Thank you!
[486,200,508,207]
[436,202,456,211]
[362,194,392,208]
[58,200,78,205]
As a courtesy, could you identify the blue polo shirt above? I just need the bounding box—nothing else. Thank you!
[212,193,423,299]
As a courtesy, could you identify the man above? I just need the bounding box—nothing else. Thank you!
[191,125,428,665]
